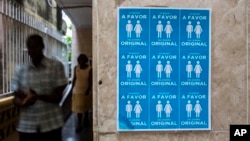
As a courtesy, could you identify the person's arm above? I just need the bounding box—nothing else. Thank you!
[38,60,68,104]
[13,89,38,107]
[71,66,77,89]
[13,90,26,106]
[37,84,67,104]
[16,84,67,105]
[11,66,28,107]
[85,67,92,95]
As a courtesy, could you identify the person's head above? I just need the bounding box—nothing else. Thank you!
[26,34,44,64]
[77,54,88,65]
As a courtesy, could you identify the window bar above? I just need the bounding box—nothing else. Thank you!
[0,0,67,96]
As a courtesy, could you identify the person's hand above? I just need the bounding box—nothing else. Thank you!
[22,89,38,106]
[13,89,26,106]
[14,89,26,99]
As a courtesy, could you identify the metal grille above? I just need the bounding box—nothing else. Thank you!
[0,0,68,97]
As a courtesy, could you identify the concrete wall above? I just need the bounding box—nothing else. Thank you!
[0,15,3,94]
[92,0,249,141]
[23,0,59,28]
[71,26,92,75]
[19,0,66,34]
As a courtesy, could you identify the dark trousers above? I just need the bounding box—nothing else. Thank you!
[19,127,62,141]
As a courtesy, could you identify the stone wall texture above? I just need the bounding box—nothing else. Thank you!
[23,0,58,27]
[92,0,249,140]
[72,26,92,70]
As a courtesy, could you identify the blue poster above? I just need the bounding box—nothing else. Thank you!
[117,7,211,131]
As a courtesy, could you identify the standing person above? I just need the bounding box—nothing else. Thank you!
[11,34,68,141]
[71,54,92,132]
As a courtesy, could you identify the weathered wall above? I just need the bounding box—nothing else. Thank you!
[71,26,92,74]
[23,0,57,26]
[0,15,3,94]
[17,0,65,34]
[92,0,248,141]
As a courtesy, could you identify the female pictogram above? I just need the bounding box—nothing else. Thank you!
[194,100,202,118]
[134,60,143,78]
[164,21,173,38]
[164,61,173,78]
[194,21,202,39]
[164,100,172,118]
[134,101,143,118]
[194,61,202,78]
[134,20,143,38]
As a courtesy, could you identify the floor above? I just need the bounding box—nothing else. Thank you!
[62,113,93,141]
[3,113,93,141]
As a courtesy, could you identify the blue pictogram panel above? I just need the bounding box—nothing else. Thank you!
[117,7,211,131]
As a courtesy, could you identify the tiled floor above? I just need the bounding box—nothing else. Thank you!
[62,113,93,141]
[3,113,93,141]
